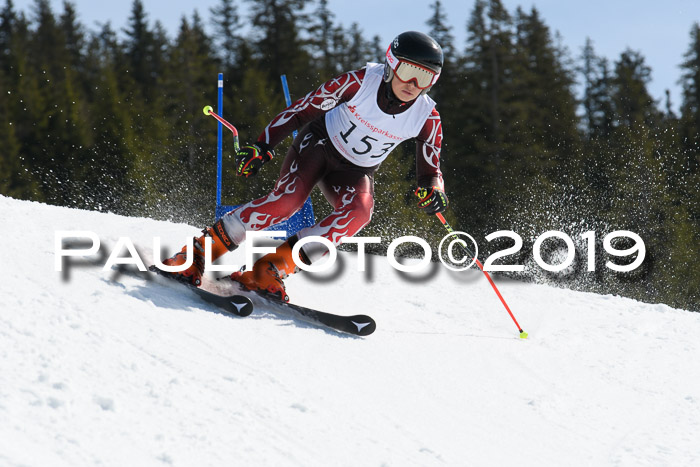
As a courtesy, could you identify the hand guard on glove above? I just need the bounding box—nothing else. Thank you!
[415,186,449,214]
[235,143,274,178]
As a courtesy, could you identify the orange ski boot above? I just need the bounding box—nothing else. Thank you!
[161,219,238,286]
[230,239,306,302]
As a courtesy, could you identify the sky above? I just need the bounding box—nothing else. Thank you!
[12,0,700,113]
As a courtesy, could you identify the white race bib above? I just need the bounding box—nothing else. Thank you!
[325,63,435,167]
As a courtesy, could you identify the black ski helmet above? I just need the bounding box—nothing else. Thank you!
[384,31,443,95]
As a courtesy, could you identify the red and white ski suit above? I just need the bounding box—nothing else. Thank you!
[221,63,444,262]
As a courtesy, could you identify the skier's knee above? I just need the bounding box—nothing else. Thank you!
[355,197,374,225]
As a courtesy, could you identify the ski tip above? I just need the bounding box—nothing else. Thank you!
[229,295,254,317]
[203,105,213,116]
[350,316,376,336]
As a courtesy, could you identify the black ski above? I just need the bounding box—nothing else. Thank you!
[223,279,377,337]
[145,266,375,336]
[267,300,376,336]
[148,266,253,317]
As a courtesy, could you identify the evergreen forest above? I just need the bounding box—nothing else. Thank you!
[1,0,699,311]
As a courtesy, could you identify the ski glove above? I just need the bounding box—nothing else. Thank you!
[235,143,274,178]
[415,186,449,214]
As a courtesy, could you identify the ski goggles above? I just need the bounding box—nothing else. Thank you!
[386,47,440,89]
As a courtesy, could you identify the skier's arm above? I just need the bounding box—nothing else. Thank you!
[415,109,444,190]
[256,69,366,149]
[414,109,448,214]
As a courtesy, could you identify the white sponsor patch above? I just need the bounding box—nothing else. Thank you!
[320,98,337,111]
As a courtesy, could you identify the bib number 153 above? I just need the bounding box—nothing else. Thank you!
[340,121,395,158]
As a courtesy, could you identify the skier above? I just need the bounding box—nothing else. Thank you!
[162,31,448,302]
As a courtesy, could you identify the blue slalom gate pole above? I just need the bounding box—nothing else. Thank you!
[280,74,297,139]
[216,72,224,209]
[211,73,314,233]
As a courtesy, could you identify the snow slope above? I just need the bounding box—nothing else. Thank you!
[1,195,699,467]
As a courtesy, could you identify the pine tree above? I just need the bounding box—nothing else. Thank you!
[509,7,579,166]
[307,0,335,79]
[427,0,455,59]
[462,0,490,158]
[0,64,35,198]
[119,3,172,214]
[57,1,91,146]
[59,1,84,73]
[148,12,221,219]
[611,49,659,129]
[0,0,17,67]
[368,34,384,64]
[426,0,457,111]
[166,13,219,168]
[602,49,684,307]
[463,0,514,153]
[579,38,614,139]
[79,24,137,211]
[459,0,518,231]
[123,0,167,103]
[613,52,657,152]
[0,0,39,198]
[209,0,243,77]
[246,0,313,93]
[425,0,461,217]
[577,38,617,216]
[22,0,87,205]
[329,24,350,76]
[674,22,700,309]
[339,23,371,72]
[482,6,582,247]
[679,22,700,169]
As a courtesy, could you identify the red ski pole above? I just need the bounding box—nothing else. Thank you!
[203,105,240,153]
[416,190,528,338]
